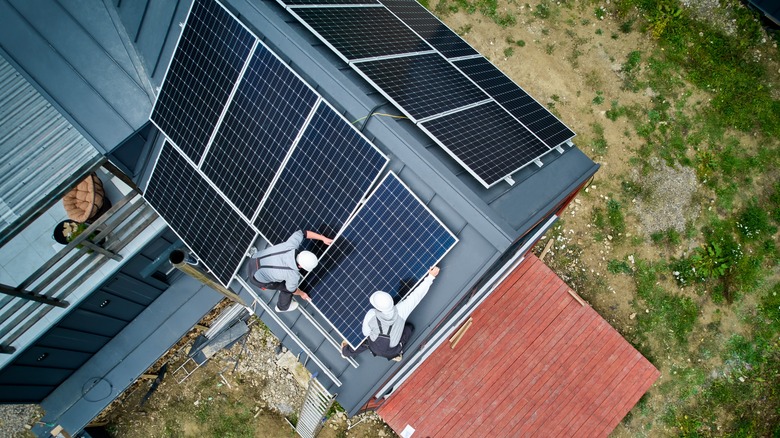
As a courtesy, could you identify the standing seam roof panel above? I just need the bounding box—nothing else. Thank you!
[0,55,99,234]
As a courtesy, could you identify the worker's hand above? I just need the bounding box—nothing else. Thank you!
[429,266,440,277]
[321,236,334,245]
[294,289,312,301]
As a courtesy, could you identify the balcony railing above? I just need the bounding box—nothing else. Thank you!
[0,191,158,353]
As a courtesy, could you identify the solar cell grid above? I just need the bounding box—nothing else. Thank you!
[254,102,388,245]
[355,53,487,121]
[454,56,575,148]
[201,44,319,219]
[145,143,257,286]
[380,0,477,59]
[283,0,378,4]
[420,102,550,187]
[291,7,430,60]
[302,173,457,348]
[150,0,255,163]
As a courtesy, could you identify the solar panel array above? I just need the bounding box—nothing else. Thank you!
[150,0,254,163]
[303,173,457,348]
[254,102,387,245]
[148,0,459,348]
[281,0,575,187]
[147,0,388,286]
[146,142,257,285]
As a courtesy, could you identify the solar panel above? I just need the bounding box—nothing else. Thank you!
[380,0,478,59]
[302,172,457,348]
[420,102,551,187]
[145,142,257,286]
[454,56,575,148]
[283,0,378,4]
[354,53,487,121]
[291,7,430,61]
[255,102,388,245]
[150,0,255,163]
[201,43,319,219]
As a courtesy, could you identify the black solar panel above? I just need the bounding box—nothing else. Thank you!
[283,0,378,4]
[355,53,487,121]
[454,57,574,148]
[255,102,388,245]
[421,102,551,187]
[201,44,319,219]
[292,7,429,60]
[302,173,457,348]
[150,0,255,163]
[146,143,257,286]
[380,0,477,59]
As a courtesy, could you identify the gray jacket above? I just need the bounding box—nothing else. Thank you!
[251,230,303,292]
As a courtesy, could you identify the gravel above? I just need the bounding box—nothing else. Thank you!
[0,404,43,436]
[631,158,700,236]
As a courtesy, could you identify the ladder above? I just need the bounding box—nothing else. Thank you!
[294,374,336,438]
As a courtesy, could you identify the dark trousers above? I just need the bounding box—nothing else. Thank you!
[343,323,414,359]
[276,290,293,310]
[247,260,293,310]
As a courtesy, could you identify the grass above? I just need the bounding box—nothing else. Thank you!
[633,260,699,347]
[433,0,780,435]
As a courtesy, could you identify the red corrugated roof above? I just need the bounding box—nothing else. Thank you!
[378,254,659,437]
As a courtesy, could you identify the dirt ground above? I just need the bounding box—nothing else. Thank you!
[45,1,777,437]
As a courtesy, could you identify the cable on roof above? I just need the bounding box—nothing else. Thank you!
[353,103,406,132]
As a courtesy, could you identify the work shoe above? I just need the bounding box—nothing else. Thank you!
[247,246,257,257]
[274,301,299,312]
[391,354,402,362]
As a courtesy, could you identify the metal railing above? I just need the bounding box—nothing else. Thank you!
[0,191,158,353]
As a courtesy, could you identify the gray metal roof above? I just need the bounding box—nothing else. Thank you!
[0,54,100,244]
[0,0,154,153]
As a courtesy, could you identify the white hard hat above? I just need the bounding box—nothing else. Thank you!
[296,251,318,271]
[370,291,394,312]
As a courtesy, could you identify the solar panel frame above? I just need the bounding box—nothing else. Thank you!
[150,0,255,164]
[280,0,577,187]
[379,0,478,59]
[353,53,489,121]
[145,142,258,287]
[454,56,575,148]
[200,43,321,220]
[281,0,379,4]
[301,172,458,349]
[253,100,389,245]
[420,102,554,187]
[288,6,432,61]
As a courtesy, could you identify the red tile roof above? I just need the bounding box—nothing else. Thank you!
[378,254,659,437]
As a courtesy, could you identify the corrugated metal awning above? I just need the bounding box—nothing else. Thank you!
[0,54,101,244]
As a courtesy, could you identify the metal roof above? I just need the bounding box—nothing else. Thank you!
[0,54,100,244]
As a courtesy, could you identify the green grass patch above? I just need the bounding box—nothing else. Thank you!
[633,259,699,347]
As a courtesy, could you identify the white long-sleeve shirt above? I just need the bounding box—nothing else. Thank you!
[361,274,436,337]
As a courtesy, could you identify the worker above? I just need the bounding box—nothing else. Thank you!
[341,266,440,361]
[249,230,333,312]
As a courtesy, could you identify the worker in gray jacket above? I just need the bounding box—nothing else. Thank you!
[341,266,440,361]
[249,230,332,312]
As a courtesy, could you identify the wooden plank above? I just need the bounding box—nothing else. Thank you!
[538,237,555,261]
[481,303,600,437]
[548,338,639,436]
[448,318,472,349]
[435,281,575,437]
[521,329,631,436]
[389,261,557,433]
